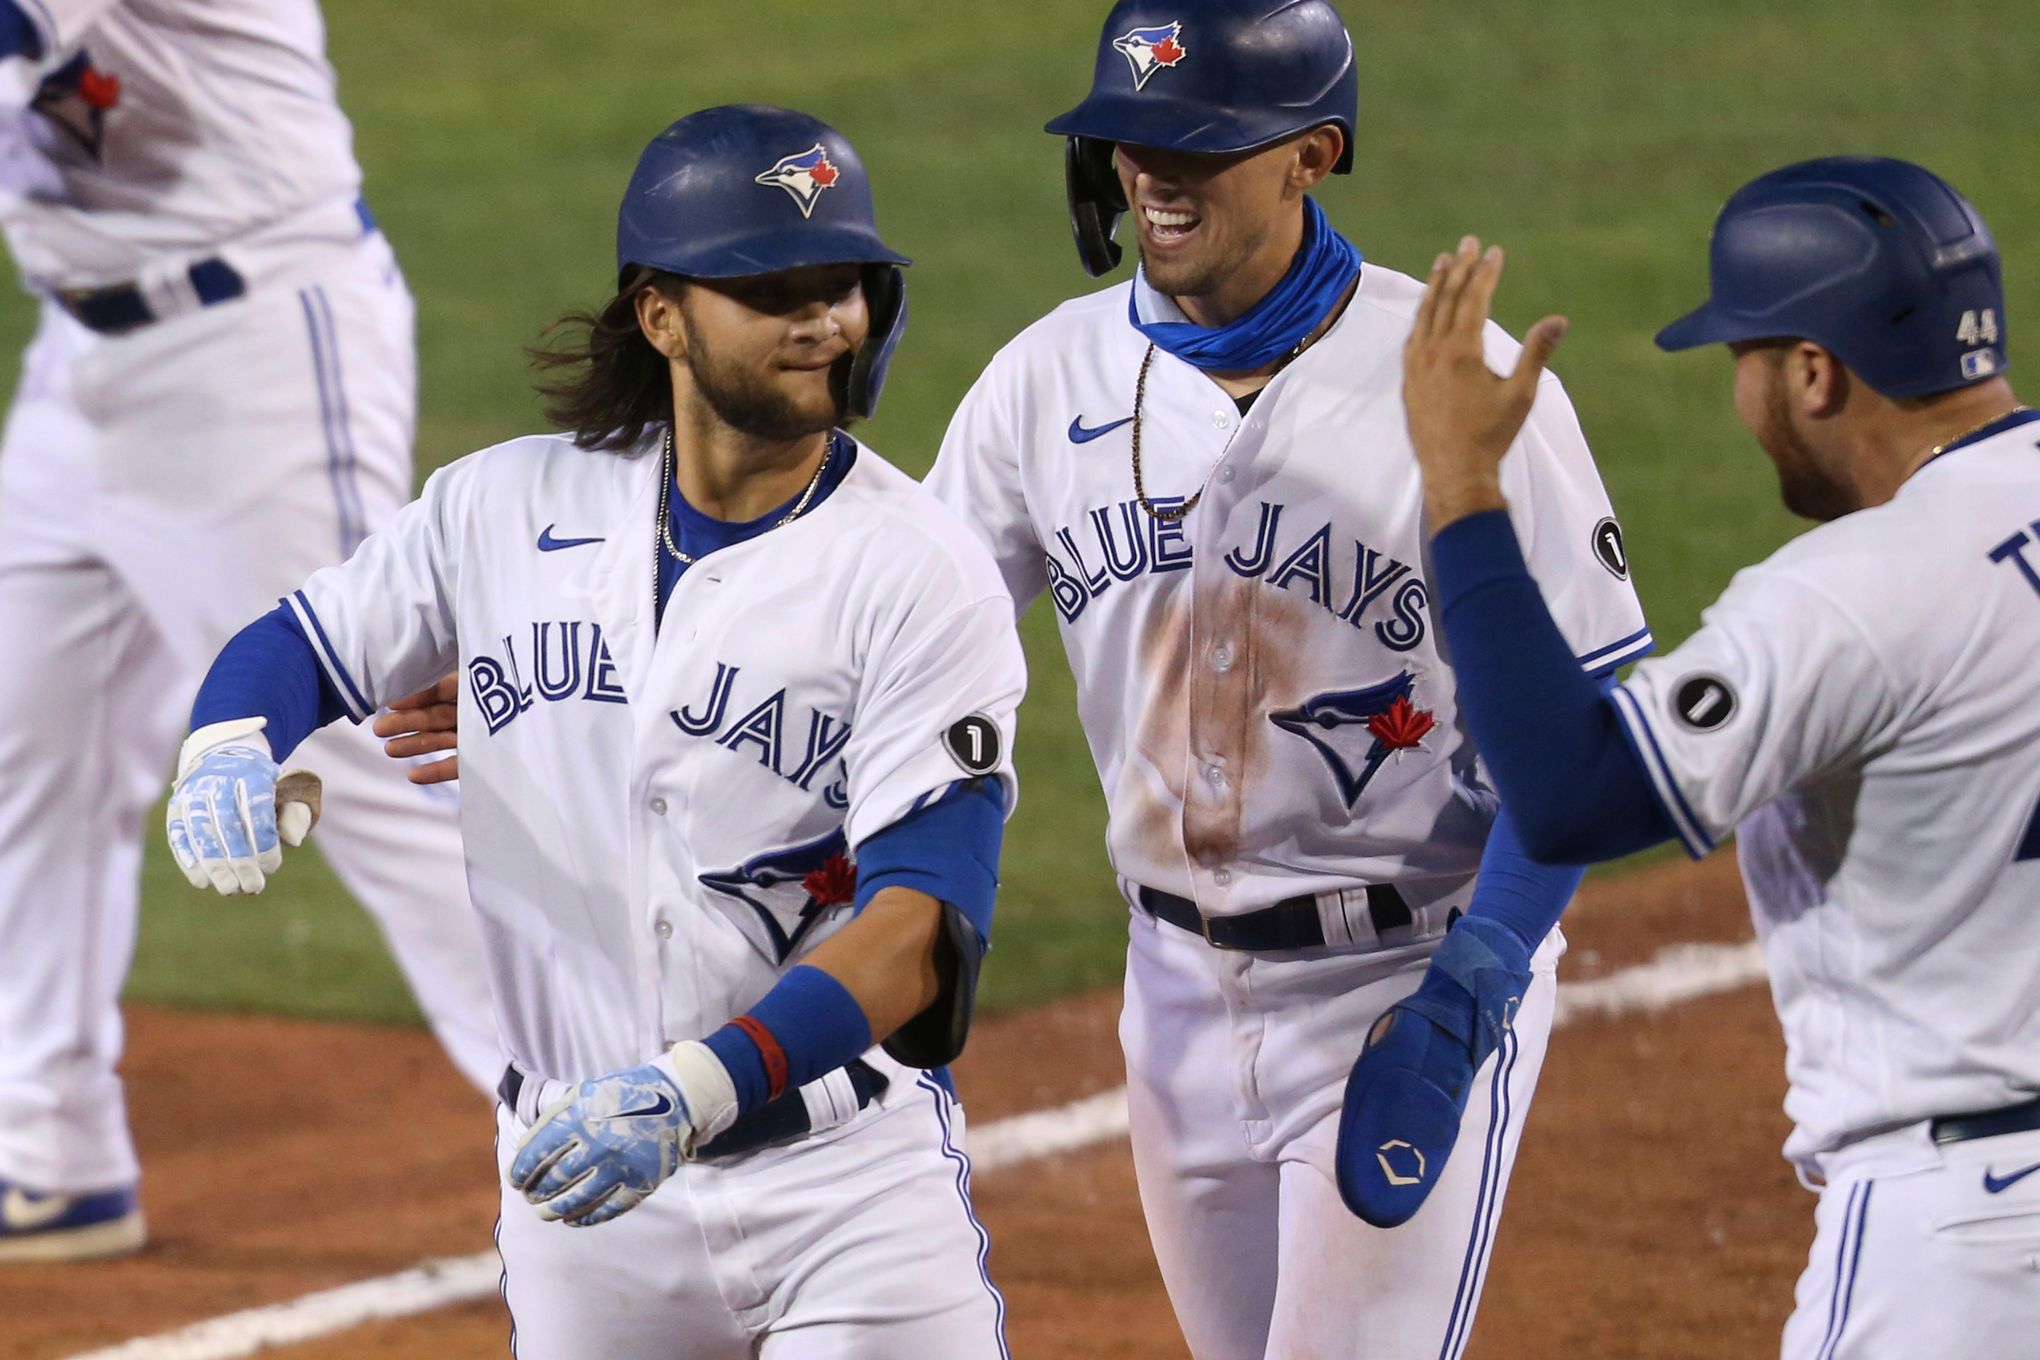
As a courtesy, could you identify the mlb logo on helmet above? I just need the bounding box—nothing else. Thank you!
[754,144,842,219]
[1113,21,1187,90]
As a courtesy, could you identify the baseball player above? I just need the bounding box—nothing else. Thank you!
[168,104,1023,1358]
[0,0,498,1263]
[1401,156,2040,1357]
[922,2,1651,1355]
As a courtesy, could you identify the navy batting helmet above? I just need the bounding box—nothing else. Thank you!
[1657,156,2006,398]
[616,105,911,418]
[1045,0,1359,276]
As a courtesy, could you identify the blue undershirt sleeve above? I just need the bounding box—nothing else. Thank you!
[1432,509,1677,863]
[189,605,354,760]
[851,777,1007,950]
[1462,807,1584,954]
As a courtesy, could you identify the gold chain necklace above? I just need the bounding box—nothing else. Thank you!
[1926,404,2033,461]
[1129,326,1323,525]
[658,424,831,566]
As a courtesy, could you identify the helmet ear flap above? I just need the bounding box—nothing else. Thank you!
[1066,137,1128,278]
[845,264,907,420]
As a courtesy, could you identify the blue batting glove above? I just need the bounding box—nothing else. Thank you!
[166,719,285,896]
[509,1060,698,1227]
[1335,916,1532,1228]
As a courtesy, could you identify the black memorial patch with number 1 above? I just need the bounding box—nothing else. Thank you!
[1592,517,1630,580]
[944,714,1002,776]
[1672,674,1737,732]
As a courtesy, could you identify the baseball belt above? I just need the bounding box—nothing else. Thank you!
[52,198,378,335]
[1136,882,1428,952]
[497,1057,889,1159]
[1929,1093,2040,1146]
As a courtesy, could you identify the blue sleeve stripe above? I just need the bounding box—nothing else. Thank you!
[1609,685,1715,858]
[15,0,52,51]
[288,590,373,720]
[1577,627,1655,677]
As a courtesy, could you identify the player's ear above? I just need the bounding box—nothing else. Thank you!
[1795,343,1850,418]
[635,282,688,362]
[1287,126,1343,192]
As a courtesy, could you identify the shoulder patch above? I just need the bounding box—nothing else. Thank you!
[943,714,1003,777]
[1592,517,1629,580]
[1671,674,1737,732]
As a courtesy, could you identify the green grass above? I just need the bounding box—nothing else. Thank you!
[11,0,2032,1023]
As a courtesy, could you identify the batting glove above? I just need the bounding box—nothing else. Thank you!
[508,1041,739,1228]
[166,718,318,896]
[1335,915,1531,1228]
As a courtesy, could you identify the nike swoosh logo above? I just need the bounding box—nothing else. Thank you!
[2,1186,71,1231]
[1068,415,1134,444]
[614,1094,675,1120]
[537,525,605,552]
[1983,1161,2040,1194]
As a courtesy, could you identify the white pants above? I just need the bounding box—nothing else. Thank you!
[1120,908,1558,1360]
[0,232,499,1193]
[1782,1124,2040,1359]
[495,1070,1009,1359]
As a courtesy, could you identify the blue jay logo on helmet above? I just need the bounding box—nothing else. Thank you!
[1113,21,1188,89]
[753,144,842,219]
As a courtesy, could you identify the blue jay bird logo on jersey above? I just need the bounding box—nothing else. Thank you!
[1270,674,1437,808]
[1113,22,1188,89]
[30,52,122,162]
[700,828,857,963]
[754,145,843,219]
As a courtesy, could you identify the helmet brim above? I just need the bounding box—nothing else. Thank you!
[1654,298,1777,353]
[626,223,910,282]
[1045,91,1322,159]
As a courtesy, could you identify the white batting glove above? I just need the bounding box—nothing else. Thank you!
[508,1042,740,1227]
[165,718,320,896]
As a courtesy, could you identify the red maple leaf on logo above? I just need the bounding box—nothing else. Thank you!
[1367,696,1435,751]
[78,68,121,111]
[802,852,857,907]
[808,156,839,188]
[1152,36,1184,65]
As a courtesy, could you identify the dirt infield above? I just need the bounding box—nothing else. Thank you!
[1,853,1802,1359]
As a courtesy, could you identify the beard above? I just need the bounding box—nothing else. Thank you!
[680,308,847,441]
[1137,219,1269,308]
[1757,376,1857,522]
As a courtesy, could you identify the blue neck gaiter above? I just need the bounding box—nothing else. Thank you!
[1128,196,1363,372]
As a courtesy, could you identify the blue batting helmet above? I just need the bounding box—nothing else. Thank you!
[616,105,911,418]
[1045,0,1359,276]
[1657,156,2007,398]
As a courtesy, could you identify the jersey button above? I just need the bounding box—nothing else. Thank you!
[649,796,668,816]
[653,919,674,940]
[1219,465,1237,483]
[1213,868,1233,886]
[1212,645,1233,672]
[1212,410,1232,429]
[1204,764,1227,789]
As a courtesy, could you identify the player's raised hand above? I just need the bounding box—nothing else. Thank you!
[165,717,320,896]
[1402,235,1568,528]
[374,673,460,785]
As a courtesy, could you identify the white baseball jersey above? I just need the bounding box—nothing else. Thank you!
[926,264,1650,918]
[288,429,1025,1084]
[1613,416,2040,1166]
[0,0,362,287]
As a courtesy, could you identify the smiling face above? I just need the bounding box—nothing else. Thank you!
[644,263,870,441]
[1112,126,1343,326]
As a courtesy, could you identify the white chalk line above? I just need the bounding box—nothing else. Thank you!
[63,938,1766,1360]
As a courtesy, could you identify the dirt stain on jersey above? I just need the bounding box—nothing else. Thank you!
[1180,574,1304,869]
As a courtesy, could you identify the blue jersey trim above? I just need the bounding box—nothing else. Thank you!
[918,1075,1012,1358]
[1437,1027,1520,1360]
[1577,626,1655,678]
[289,589,373,720]
[1916,407,2040,472]
[298,290,367,558]
[1608,685,1715,858]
